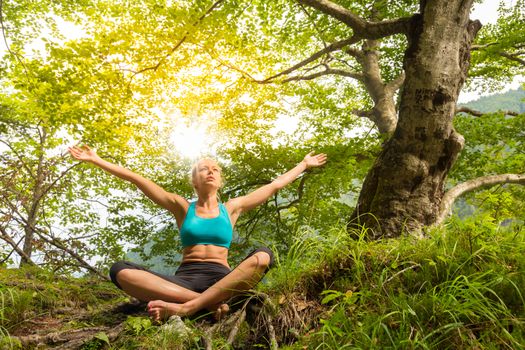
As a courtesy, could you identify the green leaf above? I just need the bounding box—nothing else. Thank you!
[94,332,110,344]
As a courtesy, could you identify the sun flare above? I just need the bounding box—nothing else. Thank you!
[170,122,213,160]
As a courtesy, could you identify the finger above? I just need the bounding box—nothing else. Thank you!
[68,149,78,157]
[71,146,83,154]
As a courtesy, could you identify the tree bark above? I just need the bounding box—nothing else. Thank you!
[21,128,47,265]
[435,174,525,225]
[350,0,481,238]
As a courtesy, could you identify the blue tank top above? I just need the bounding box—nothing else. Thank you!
[180,202,233,249]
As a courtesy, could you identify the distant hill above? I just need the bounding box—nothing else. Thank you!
[460,87,525,113]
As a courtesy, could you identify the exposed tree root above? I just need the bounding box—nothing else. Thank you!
[53,322,125,350]
[11,321,126,349]
[193,290,318,348]
[12,326,107,348]
[227,309,246,344]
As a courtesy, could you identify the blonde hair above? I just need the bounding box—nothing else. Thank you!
[190,158,223,189]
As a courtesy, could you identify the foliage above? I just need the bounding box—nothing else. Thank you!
[275,220,525,349]
[0,0,523,284]
[469,0,525,91]
[451,88,525,225]
[0,0,524,348]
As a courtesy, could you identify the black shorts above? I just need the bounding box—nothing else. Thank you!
[109,247,274,293]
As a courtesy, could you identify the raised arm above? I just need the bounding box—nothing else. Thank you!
[227,152,327,217]
[68,145,188,223]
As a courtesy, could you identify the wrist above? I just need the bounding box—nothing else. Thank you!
[89,155,102,165]
[300,160,309,170]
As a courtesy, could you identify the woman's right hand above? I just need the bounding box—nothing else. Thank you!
[68,145,99,163]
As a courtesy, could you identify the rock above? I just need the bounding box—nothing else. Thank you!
[160,315,191,337]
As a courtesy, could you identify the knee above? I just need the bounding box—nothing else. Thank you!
[109,261,135,287]
[257,247,274,268]
[251,249,274,270]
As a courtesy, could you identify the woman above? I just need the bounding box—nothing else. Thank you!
[68,145,327,321]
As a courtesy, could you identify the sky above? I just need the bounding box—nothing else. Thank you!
[459,0,522,103]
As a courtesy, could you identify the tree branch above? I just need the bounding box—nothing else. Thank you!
[0,242,20,264]
[262,37,360,82]
[0,226,36,265]
[470,42,498,50]
[203,46,262,81]
[33,229,109,280]
[386,71,406,92]
[282,66,364,82]
[499,51,525,66]
[276,175,308,211]
[343,46,363,58]
[297,3,329,50]
[6,207,107,279]
[40,162,81,200]
[0,0,33,84]
[297,0,412,38]
[129,0,226,78]
[455,106,519,117]
[223,180,272,197]
[436,173,525,225]
[352,109,375,120]
[0,139,36,179]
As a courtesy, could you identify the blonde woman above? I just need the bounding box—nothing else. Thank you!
[69,145,327,320]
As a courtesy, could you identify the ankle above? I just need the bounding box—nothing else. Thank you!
[183,300,199,315]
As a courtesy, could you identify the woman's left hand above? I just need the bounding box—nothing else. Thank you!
[303,152,328,169]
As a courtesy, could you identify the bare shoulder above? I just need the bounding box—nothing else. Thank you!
[168,193,190,211]
[225,197,242,214]
[225,197,243,228]
[163,193,189,229]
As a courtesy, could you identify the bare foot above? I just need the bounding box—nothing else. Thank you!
[147,300,191,321]
[214,303,230,320]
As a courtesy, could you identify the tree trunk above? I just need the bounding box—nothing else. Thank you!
[350,0,481,238]
[20,128,47,266]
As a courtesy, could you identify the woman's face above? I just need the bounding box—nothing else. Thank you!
[192,159,222,191]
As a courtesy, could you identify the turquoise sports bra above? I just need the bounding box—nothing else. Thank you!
[180,202,233,249]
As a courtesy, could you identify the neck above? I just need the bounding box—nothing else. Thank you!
[196,192,219,209]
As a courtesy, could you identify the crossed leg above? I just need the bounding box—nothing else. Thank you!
[147,251,271,321]
[114,267,231,315]
[115,269,200,303]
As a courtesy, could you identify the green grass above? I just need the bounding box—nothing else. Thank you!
[281,220,525,349]
[1,217,523,349]
[0,265,127,348]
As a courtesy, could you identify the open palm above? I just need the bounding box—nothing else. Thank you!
[68,145,98,163]
[303,152,328,169]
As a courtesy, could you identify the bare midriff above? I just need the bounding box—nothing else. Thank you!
[182,244,230,269]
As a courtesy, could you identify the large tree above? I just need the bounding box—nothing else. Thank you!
[240,0,525,237]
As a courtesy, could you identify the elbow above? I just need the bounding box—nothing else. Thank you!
[271,180,285,192]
